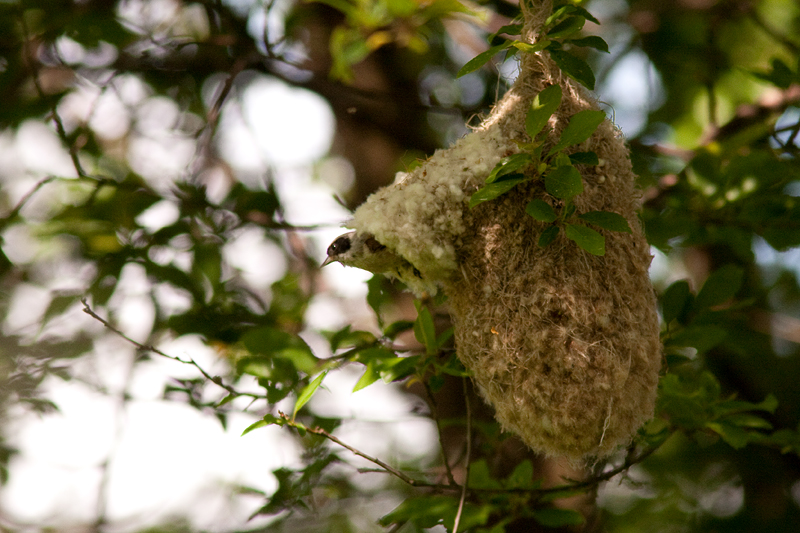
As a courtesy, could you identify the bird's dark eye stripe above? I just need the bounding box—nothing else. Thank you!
[328,236,351,255]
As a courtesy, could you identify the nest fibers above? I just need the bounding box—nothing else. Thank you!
[347,2,661,461]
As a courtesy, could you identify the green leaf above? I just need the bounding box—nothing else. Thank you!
[216,394,236,408]
[722,413,773,430]
[578,210,632,233]
[436,326,455,349]
[380,495,492,530]
[293,371,328,420]
[457,41,513,77]
[661,280,692,325]
[538,225,560,247]
[548,49,596,90]
[366,274,393,324]
[545,5,576,26]
[241,327,319,373]
[571,6,601,25]
[666,325,728,354]
[716,394,779,416]
[694,265,744,310]
[525,199,558,222]
[569,151,599,165]
[383,319,415,339]
[327,325,376,352]
[509,40,551,54]
[751,58,797,89]
[379,355,421,382]
[241,414,284,436]
[469,175,527,208]
[489,23,523,41]
[545,165,583,201]
[352,346,396,364]
[706,421,752,449]
[547,16,585,39]
[241,419,268,436]
[567,35,609,53]
[532,508,585,527]
[414,302,437,355]
[353,360,379,392]
[467,459,502,490]
[526,84,562,140]
[565,223,605,255]
[548,109,606,156]
[505,460,539,489]
[486,153,531,184]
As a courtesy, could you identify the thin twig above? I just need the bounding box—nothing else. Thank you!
[81,299,265,400]
[453,377,472,533]
[279,412,422,487]
[17,9,87,179]
[0,176,57,228]
[423,380,458,487]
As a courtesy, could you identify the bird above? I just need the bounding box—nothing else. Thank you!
[322,231,422,280]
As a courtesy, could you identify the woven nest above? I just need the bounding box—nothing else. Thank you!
[348,1,661,461]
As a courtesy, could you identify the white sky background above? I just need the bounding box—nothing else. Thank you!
[2,0,798,530]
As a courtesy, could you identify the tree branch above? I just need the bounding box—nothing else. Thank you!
[81,299,265,400]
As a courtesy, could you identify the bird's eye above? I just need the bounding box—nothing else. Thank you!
[328,236,351,255]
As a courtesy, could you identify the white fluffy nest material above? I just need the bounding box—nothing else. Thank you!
[347,1,661,461]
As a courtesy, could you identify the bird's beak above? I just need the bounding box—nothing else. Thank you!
[321,256,336,268]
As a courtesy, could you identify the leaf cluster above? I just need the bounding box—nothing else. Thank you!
[310,0,476,81]
[456,2,609,90]
[469,84,630,256]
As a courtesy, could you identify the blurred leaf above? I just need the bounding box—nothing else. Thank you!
[293,371,328,420]
[505,460,539,489]
[457,41,513,77]
[383,319,415,339]
[661,280,692,325]
[379,355,420,382]
[241,327,318,373]
[532,508,585,527]
[666,324,728,354]
[694,264,744,310]
[353,360,379,392]
[41,294,78,326]
[468,459,502,490]
[380,494,491,530]
[326,325,376,352]
[366,274,393,324]
[413,302,437,355]
[705,421,752,449]
[750,58,798,89]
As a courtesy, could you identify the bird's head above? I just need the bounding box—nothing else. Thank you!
[322,231,406,274]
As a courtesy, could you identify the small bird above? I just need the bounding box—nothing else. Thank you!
[322,231,421,279]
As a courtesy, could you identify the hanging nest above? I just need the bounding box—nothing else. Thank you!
[347,1,661,461]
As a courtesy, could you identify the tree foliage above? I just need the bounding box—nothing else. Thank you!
[1,0,800,532]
